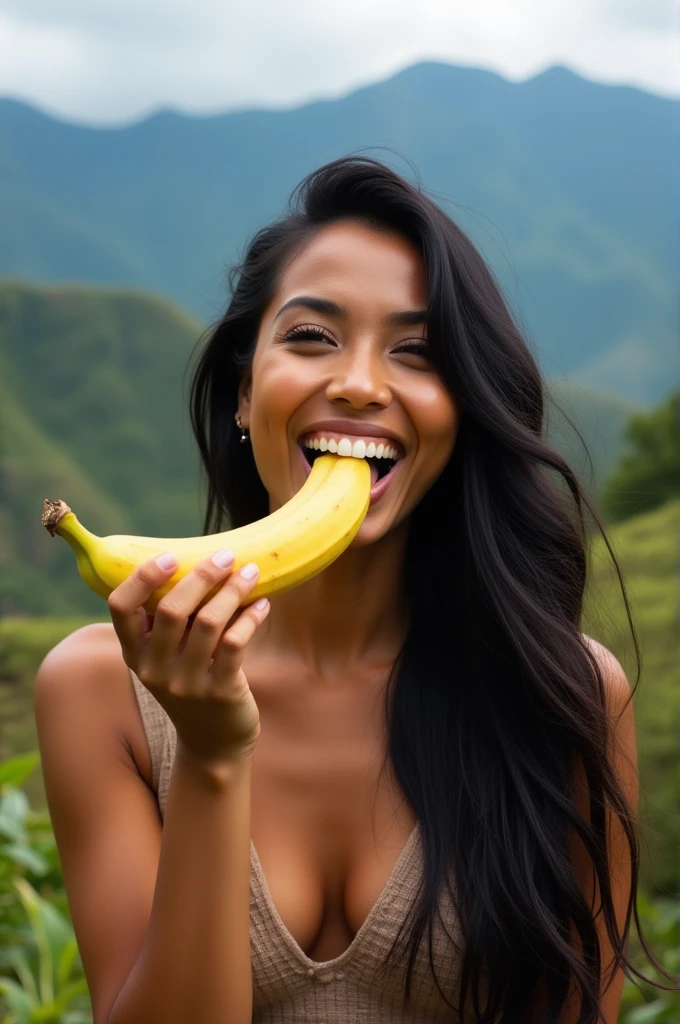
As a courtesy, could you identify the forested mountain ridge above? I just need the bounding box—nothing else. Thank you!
[0,61,676,402]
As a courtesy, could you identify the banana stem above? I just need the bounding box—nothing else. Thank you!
[42,498,100,560]
[42,499,73,536]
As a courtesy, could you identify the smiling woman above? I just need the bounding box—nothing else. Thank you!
[34,155,676,1024]
[184,156,673,1020]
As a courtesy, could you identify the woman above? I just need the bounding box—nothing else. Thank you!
[35,156,655,1022]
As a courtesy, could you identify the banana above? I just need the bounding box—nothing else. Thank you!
[42,453,371,612]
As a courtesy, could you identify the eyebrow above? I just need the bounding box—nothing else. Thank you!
[273,295,427,327]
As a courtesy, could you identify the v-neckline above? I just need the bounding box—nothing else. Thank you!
[250,821,421,971]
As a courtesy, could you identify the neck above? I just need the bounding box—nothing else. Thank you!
[257,517,412,681]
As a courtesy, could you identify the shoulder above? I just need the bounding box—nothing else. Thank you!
[578,633,638,807]
[35,622,153,788]
[36,621,123,693]
[34,621,131,728]
[579,633,634,720]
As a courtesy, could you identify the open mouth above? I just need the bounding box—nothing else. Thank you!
[299,444,398,482]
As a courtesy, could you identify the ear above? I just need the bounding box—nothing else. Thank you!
[236,371,252,426]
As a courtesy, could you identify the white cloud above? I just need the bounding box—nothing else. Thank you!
[0,0,677,125]
[596,0,679,32]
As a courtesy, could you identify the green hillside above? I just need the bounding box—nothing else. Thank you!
[583,499,679,894]
[0,62,676,402]
[0,281,205,614]
[0,280,639,615]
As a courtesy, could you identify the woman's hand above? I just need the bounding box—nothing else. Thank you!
[107,548,270,767]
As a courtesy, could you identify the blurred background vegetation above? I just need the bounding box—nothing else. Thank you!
[0,61,677,1022]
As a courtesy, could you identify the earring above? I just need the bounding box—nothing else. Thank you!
[235,414,250,443]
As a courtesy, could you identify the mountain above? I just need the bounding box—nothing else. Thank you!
[0,280,639,616]
[0,282,205,614]
[0,62,676,403]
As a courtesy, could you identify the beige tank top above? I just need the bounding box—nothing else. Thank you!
[130,668,471,1021]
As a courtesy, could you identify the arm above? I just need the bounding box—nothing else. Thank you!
[109,747,254,1024]
[34,624,254,1024]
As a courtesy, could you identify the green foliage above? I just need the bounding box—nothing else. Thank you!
[583,499,680,894]
[0,620,101,812]
[0,755,92,1023]
[602,392,680,523]
[620,893,680,1022]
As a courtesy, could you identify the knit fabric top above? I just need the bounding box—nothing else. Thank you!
[130,668,471,1022]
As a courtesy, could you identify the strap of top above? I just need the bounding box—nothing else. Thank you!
[129,668,176,807]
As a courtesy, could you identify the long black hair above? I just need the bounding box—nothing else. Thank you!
[187,155,670,1022]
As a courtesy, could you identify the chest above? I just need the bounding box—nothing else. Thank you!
[128,649,417,963]
[246,662,416,963]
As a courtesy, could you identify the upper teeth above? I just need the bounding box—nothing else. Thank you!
[302,436,399,460]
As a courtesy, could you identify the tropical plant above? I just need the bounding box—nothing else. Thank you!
[0,753,92,1024]
[620,893,680,1022]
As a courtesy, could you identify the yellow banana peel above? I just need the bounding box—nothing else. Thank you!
[42,453,371,612]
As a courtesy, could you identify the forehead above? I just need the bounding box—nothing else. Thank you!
[272,220,427,309]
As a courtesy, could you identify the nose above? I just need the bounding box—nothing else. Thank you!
[324,341,392,409]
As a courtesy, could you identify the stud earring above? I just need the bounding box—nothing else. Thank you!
[235,414,250,443]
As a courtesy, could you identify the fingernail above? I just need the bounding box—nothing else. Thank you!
[212,548,235,568]
[254,597,269,610]
[156,552,178,570]
[239,562,259,579]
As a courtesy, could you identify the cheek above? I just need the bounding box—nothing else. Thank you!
[413,383,460,461]
[251,355,313,422]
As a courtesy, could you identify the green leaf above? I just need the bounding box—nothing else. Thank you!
[625,1000,672,1024]
[11,880,53,1008]
[0,792,29,843]
[0,976,36,1023]
[29,1007,66,1022]
[51,977,90,1013]
[4,949,38,1003]
[56,939,80,990]
[1,846,48,876]
[23,813,54,834]
[30,1005,73,1022]
[0,755,40,791]
[37,900,75,979]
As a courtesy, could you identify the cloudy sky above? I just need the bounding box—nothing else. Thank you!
[0,0,677,125]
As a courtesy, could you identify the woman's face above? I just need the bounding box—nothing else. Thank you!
[237,218,460,544]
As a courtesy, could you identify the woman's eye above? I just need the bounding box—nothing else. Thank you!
[397,342,430,357]
[283,327,430,359]
[284,326,333,343]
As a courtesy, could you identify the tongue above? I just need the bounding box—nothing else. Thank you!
[369,461,379,487]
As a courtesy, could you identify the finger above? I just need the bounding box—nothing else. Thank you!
[107,553,180,668]
[142,549,240,680]
[210,597,271,691]
[175,562,262,683]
